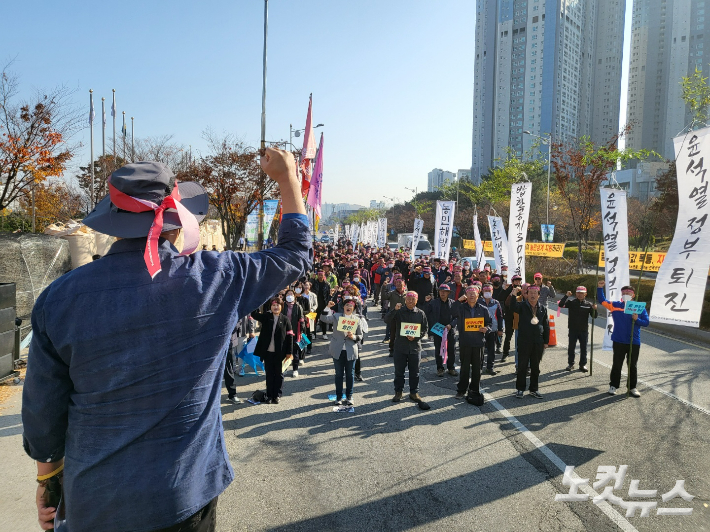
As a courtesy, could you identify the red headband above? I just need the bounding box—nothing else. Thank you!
[108,179,199,278]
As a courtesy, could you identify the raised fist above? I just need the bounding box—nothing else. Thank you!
[395,303,402,310]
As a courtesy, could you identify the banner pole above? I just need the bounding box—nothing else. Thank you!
[590,236,603,377]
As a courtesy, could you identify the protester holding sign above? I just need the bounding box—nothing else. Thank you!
[455,286,492,405]
[252,298,295,404]
[321,300,365,405]
[501,274,522,361]
[425,284,459,377]
[513,285,550,399]
[559,286,598,372]
[597,281,650,397]
[384,292,430,409]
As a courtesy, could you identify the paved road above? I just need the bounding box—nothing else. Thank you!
[1,301,708,531]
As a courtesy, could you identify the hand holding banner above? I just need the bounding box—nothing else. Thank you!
[337,316,360,333]
[400,323,421,337]
[430,322,446,337]
[623,301,646,315]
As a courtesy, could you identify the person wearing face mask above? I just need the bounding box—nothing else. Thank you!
[597,281,649,397]
[300,282,317,354]
[559,286,598,372]
[409,266,436,310]
[350,273,368,313]
[252,298,294,404]
[481,283,504,375]
[455,286,491,404]
[533,272,556,308]
[502,274,523,361]
[382,278,408,353]
[425,284,458,377]
[311,271,332,340]
[490,274,507,354]
[512,285,549,399]
[283,289,306,376]
[371,258,386,305]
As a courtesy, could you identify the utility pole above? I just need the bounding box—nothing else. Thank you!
[257,0,268,250]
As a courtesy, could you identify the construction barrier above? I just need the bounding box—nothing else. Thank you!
[548,314,557,347]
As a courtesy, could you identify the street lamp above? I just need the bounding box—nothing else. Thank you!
[523,130,552,227]
[290,123,324,151]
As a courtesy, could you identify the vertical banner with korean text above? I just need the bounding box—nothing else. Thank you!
[262,199,280,239]
[334,224,339,243]
[487,216,509,272]
[351,224,359,245]
[650,128,710,327]
[508,182,532,281]
[411,218,425,261]
[377,218,387,248]
[600,188,630,350]
[473,214,485,266]
[435,201,456,260]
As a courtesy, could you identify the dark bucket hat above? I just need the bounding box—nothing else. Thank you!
[83,161,208,238]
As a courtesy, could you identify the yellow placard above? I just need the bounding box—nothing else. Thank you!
[306,312,318,320]
[400,323,421,337]
[462,240,565,258]
[464,317,485,331]
[337,316,360,333]
[598,250,666,272]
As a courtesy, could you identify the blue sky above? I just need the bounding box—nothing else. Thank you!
[1,0,633,207]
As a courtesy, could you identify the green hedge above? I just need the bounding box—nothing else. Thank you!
[562,246,599,265]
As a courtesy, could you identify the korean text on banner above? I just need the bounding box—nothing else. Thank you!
[337,316,360,333]
[487,216,510,272]
[473,214,485,266]
[400,323,421,337]
[377,218,387,248]
[463,240,565,258]
[262,199,279,237]
[508,182,532,281]
[430,323,446,337]
[464,317,485,331]
[598,250,667,272]
[411,218,425,261]
[350,224,359,246]
[245,212,259,244]
[600,188,630,349]
[435,201,456,260]
[651,127,710,327]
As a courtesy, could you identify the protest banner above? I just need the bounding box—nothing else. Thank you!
[411,218,425,261]
[508,182,532,281]
[624,301,647,315]
[377,218,387,248]
[430,323,446,337]
[487,216,509,271]
[464,317,485,331]
[400,323,421,337]
[336,316,360,333]
[435,201,456,260]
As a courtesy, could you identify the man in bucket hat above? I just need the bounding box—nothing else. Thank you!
[22,149,311,532]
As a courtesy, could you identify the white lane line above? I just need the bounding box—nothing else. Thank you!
[592,360,710,417]
[484,393,639,532]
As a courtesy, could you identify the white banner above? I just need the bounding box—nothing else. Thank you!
[351,224,359,246]
[650,128,710,327]
[334,224,339,243]
[360,222,365,245]
[508,182,532,281]
[487,215,509,272]
[370,220,377,246]
[434,201,456,260]
[377,218,387,248]
[600,188,630,350]
[411,218,424,262]
[473,214,485,267]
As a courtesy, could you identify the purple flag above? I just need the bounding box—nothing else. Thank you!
[306,133,324,218]
[441,332,448,365]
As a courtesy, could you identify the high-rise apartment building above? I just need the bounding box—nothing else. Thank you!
[427,168,456,191]
[472,0,626,180]
[626,0,705,160]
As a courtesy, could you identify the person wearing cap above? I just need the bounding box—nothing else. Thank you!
[490,274,507,354]
[382,278,408,352]
[533,272,556,308]
[481,283,504,375]
[559,286,598,372]
[409,266,436,310]
[502,274,523,361]
[461,261,473,281]
[425,284,459,377]
[455,285,492,402]
[597,280,649,397]
[323,263,339,289]
[22,148,311,531]
[371,257,386,305]
[512,285,550,399]
[385,291,430,408]
[321,299,365,406]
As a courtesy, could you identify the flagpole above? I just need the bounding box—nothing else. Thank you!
[112,89,116,159]
[258,0,268,249]
[101,97,106,197]
[90,89,95,209]
[131,117,135,162]
[122,112,126,161]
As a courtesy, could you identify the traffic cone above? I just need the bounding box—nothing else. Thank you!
[548,314,557,347]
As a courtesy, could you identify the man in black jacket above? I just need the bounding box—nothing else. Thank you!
[513,285,550,399]
[455,286,492,402]
[311,271,332,339]
[490,274,507,354]
[425,284,458,377]
[558,286,598,372]
[385,291,430,409]
[409,266,436,309]
[502,274,523,360]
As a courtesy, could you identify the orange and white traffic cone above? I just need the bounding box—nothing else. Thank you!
[548,314,557,347]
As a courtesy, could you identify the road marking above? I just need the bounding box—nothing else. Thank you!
[592,360,710,417]
[483,392,639,532]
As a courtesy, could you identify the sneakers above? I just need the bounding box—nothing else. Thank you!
[580,365,588,373]
[437,368,446,377]
[629,388,641,398]
[382,338,389,343]
[447,369,459,376]
[292,370,299,378]
[566,364,574,371]
[299,360,306,366]
[455,392,466,400]
[608,386,617,395]
[322,333,329,340]
[515,390,524,399]
[333,398,342,406]
[354,373,363,382]
[392,391,403,402]
[226,396,241,404]
[483,368,497,375]
[343,398,354,406]
[272,396,280,404]
[529,390,543,399]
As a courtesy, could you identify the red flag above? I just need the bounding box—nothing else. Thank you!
[300,94,316,196]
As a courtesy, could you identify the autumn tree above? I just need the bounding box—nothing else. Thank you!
[76,154,128,208]
[0,65,82,211]
[18,181,84,232]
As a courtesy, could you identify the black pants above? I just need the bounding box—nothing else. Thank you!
[155,497,217,532]
[224,346,237,398]
[373,283,382,304]
[393,350,421,393]
[458,346,482,394]
[264,354,284,399]
[503,320,514,354]
[304,320,313,353]
[433,330,456,370]
[316,306,327,334]
[484,333,497,370]
[355,355,362,376]
[568,329,589,366]
[516,342,543,392]
[610,342,640,389]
